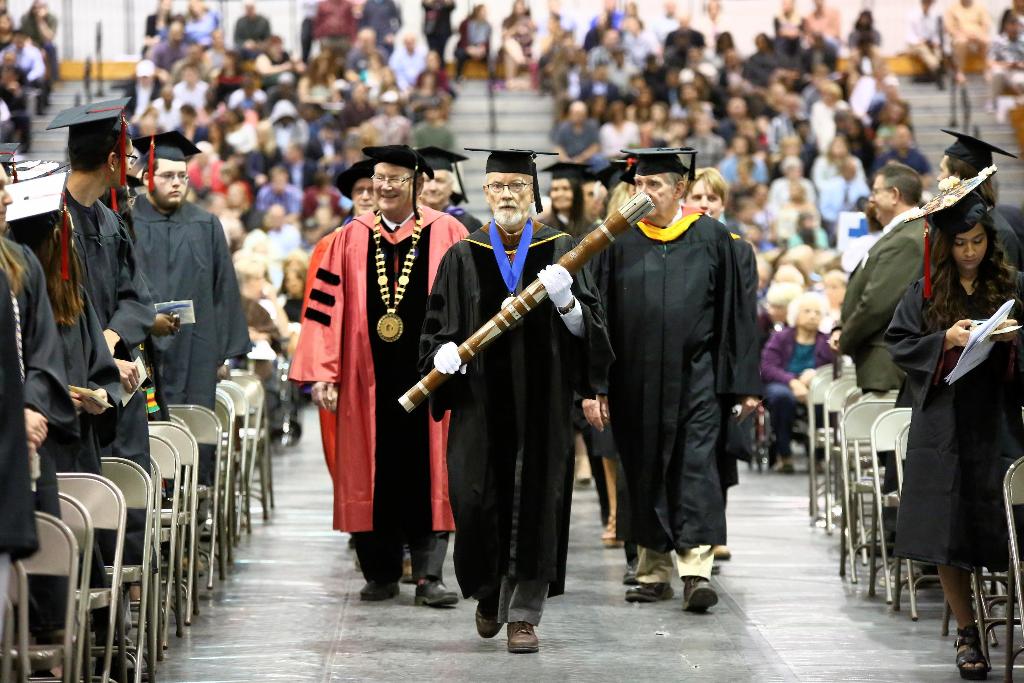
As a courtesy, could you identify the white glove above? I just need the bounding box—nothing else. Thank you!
[537,264,574,308]
[433,341,466,375]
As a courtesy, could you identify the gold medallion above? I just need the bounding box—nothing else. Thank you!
[377,313,404,342]
[377,275,389,286]
[501,296,516,310]
[398,274,410,287]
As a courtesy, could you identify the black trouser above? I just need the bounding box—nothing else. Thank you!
[301,18,314,63]
[353,530,448,584]
[426,33,451,63]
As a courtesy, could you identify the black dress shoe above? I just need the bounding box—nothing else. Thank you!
[624,582,674,603]
[476,604,502,638]
[681,576,718,612]
[415,579,459,607]
[359,581,399,601]
[622,558,639,585]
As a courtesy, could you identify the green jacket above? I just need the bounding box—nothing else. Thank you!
[839,217,925,393]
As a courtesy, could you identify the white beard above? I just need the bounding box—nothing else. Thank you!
[494,207,528,228]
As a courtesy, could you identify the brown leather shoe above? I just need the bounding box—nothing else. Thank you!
[506,621,539,653]
[682,576,718,613]
[475,604,502,639]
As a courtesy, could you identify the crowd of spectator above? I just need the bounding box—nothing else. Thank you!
[1,0,1023,463]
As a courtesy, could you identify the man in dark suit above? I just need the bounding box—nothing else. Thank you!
[832,163,924,394]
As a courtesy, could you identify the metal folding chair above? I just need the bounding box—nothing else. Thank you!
[839,399,896,584]
[216,382,247,552]
[150,421,200,625]
[231,371,274,524]
[214,388,238,568]
[822,376,858,536]
[170,404,225,591]
[1003,456,1024,681]
[867,408,912,604]
[101,457,156,683]
[806,365,835,524]
[57,474,125,683]
[13,512,80,683]
[148,433,183,648]
[56,493,93,683]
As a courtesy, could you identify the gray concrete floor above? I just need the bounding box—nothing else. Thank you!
[158,409,991,682]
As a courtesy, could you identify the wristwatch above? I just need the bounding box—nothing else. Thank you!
[557,297,577,315]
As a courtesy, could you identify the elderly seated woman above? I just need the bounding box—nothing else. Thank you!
[760,292,835,472]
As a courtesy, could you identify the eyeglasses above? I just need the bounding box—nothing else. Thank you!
[155,172,189,183]
[353,186,374,196]
[484,181,530,195]
[125,153,139,164]
[372,174,411,186]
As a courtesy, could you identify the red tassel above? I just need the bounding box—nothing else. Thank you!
[60,199,69,281]
[147,135,155,192]
[110,188,118,213]
[118,113,127,187]
[923,220,931,300]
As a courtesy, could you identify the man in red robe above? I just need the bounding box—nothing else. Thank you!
[290,145,467,606]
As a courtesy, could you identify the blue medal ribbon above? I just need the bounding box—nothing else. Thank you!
[488,218,533,294]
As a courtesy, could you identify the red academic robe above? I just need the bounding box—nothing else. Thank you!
[291,207,466,532]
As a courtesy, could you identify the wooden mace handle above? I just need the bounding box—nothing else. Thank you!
[399,191,655,413]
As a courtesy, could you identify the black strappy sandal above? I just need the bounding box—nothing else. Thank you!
[955,624,990,681]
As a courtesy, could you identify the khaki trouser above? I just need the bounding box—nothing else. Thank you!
[636,544,714,583]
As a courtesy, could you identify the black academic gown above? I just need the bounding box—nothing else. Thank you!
[885,276,1024,571]
[7,241,79,455]
[0,269,37,560]
[67,195,155,469]
[995,208,1024,272]
[716,233,760,494]
[592,214,762,553]
[419,223,613,598]
[68,195,155,565]
[43,288,122,475]
[132,198,251,407]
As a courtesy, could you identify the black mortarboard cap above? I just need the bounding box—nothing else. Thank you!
[47,97,131,133]
[542,161,593,182]
[6,172,73,279]
[903,167,997,299]
[929,190,990,237]
[335,159,376,200]
[0,143,19,181]
[417,146,468,205]
[362,145,434,179]
[465,147,557,213]
[624,147,697,180]
[48,97,132,209]
[942,129,1017,171]
[132,131,201,191]
[594,160,625,190]
[131,131,201,164]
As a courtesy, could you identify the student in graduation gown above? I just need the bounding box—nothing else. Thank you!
[6,171,122,476]
[290,144,466,607]
[0,268,39,636]
[420,148,614,654]
[587,148,761,613]
[49,98,157,563]
[7,170,126,638]
[885,181,1024,681]
[417,146,484,232]
[132,131,251,484]
[938,129,1024,270]
[685,166,759,564]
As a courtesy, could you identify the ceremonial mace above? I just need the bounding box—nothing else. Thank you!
[399,191,656,413]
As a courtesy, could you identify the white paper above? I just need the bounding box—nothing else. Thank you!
[945,299,1016,384]
[121,357,150,406]
[155,300,196,324]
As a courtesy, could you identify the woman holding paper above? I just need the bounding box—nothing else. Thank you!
[886,187,1024,681]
